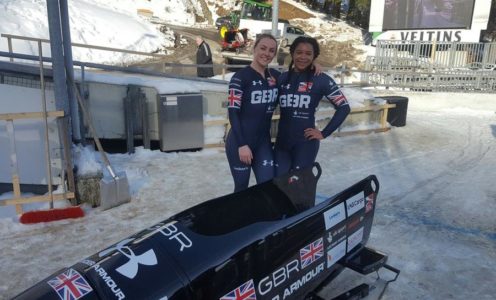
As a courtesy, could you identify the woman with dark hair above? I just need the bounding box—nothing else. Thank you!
[275,36,350,176]
[225,34,280,192]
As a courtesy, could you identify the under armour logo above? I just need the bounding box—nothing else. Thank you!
[283,84,291,90]
[252,80,262,86]
[293,110,298,115]
[263,160,274,166]
[99,238,157,279]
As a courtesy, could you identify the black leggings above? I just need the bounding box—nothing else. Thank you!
[225,133,275,192]
[274,139,320,177]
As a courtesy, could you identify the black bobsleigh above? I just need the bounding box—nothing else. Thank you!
[14,164,398,300]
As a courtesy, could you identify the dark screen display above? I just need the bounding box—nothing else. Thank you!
[383,0,475,30]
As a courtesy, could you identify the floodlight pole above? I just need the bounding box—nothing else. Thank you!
[46,0,80,142]
[272,0,279,38]
[46,0,69,115]
[59,0,81,142]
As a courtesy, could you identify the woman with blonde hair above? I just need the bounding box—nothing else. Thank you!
[225,34,280,192]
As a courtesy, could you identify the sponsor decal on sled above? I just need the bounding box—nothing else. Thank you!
[259,262,325,300]
[258,260,326,299]
[99,238,158,279]
[92,264,125,300]
[347,215,364,232]
[327,225,346,249]
[365,193,375,213]
[153,222,193,252]
[278,262,325,299]
[79,259,95,267]
[332,225,346,237]
[346,194,365,217]
[220,279,256,300]
[258,238,326,298]
[323,203,346,230]
[328,235,346,250]
[347,227,364,253]
[47,268,93,300]
[300,238,324,269]
[327,240,346,268]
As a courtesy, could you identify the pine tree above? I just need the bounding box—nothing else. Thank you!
[346,0,370,29]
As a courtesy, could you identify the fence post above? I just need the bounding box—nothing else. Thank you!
[38,41,54,209]
[340,64,346,86]
[5,120,22,214]
[7,37,13,62]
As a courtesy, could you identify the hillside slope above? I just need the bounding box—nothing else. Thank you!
[207,0,366,68]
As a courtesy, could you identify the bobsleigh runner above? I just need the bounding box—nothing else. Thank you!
[14,163,399,300]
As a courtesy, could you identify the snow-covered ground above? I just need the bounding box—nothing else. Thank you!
[1,1,495,299]
[1,91,495,299]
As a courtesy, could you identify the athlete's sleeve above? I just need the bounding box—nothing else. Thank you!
[321,75,351,138]
[227,73,247,146]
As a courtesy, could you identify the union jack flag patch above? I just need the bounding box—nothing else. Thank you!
[228,88,242,109]
[47,269,93,300]
[300,237,324,269]
[298,81,313,92]
[327,90,348,106]
[220,279,257,300]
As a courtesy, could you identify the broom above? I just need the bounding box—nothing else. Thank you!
[18,42,85,224]
[19,206,85,224]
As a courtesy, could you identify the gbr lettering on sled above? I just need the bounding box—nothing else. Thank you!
[13,174,378,300]
[217,193,375,300]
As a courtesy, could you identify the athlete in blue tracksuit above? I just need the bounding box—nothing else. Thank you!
[275,36,350,176]
[225,34,280,192]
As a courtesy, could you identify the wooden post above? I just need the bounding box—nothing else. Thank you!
[7,36,13,62]
[381,107,389,129]
[38,41,54,209]
[60,116,76,204]
[5,120,22,214]
[340,64,346,87]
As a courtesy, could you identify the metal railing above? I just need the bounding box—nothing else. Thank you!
[1,33,257,81]
[364,68,496,92]
[363,40,496,92]
[0,33,342,83]
[371,40,496,71]
[2,33,496,93]
[2,33,169,60]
